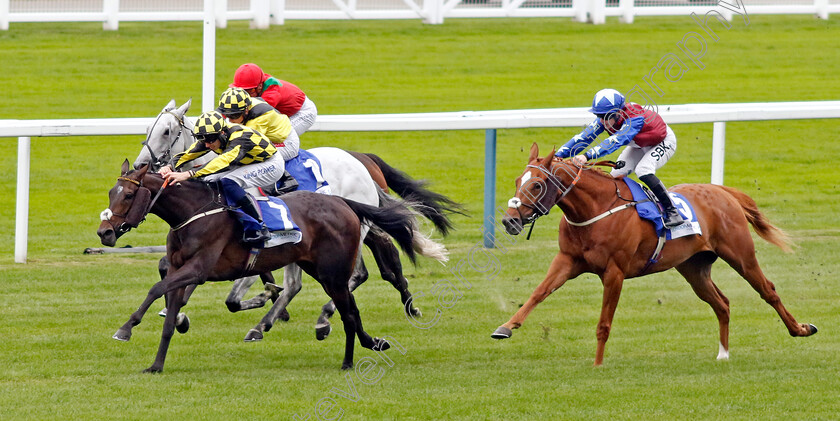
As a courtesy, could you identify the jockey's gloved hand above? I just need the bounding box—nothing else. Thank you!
[615,160,626,169]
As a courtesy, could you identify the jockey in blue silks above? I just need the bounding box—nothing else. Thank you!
[556,88,683,228]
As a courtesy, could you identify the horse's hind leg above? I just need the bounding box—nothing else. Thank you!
[366,228,420,317]
[324,283,389,370]
[715,240,816,337]
[676,253,731,360]
[315,255,367,341]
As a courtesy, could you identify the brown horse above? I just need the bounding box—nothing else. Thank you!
[97,160,439,372]
[491,143,817,366]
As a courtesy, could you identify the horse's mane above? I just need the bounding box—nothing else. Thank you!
[549,157,615,181]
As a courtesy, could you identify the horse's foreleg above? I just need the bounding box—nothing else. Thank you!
[593,264,625,367]
[145,287,187,373]
[244,264,302,342]
[114,260,206,343]
[676,257,731,360]
[492,253,581,340]
[224,275,260,312]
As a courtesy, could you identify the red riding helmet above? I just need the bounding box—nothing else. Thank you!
[230,63,264,90]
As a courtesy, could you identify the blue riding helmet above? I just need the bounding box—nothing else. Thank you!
[588,88,625,115]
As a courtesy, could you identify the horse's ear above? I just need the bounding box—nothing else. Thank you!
[121,159,131,175]
[540,149,555,167]
[177,98,192,118]
[163,99,176,113]
[528,143,540,162]
[135,163,149,179]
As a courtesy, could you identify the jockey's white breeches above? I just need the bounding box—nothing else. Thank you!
[610,126,677,178]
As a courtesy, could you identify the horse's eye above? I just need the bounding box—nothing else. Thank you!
[125,192,134,200]
[164,129,170,137]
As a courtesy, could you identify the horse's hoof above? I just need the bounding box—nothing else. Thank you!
[244,329,263,342]
[341,363,353,371]
[112,330,131,342]
[491,326,512,340]
[278,309,290,322]
[142,367,162,374]
[410,307,422,318]
[175,313,190,334]
[808,324,818,335]
[315,324,332,341]
[158,308,167,318]
[373,338,391,351]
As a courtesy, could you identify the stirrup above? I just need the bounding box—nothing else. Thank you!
[243,226,271,244]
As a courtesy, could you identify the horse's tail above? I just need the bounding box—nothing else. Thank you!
[363,152,466,236]
[341,195,449,265]
[719,185,794,253]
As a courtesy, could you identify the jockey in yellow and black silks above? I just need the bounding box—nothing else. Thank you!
[159,110,282,244]
[216,87,299,161]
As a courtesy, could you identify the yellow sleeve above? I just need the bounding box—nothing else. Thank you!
[172,140,211,170]
[246,112,293,145]
[193,145,242,177]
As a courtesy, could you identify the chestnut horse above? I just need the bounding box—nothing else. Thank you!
[491,143,817,366]
[97,160,442,372]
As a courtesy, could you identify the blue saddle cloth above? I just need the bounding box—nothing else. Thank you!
[225,195,302,247]
[283,149,329,193]
[258,196,300,233]
[623,177,701,239]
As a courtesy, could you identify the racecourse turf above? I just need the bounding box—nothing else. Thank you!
[0,16,838,420]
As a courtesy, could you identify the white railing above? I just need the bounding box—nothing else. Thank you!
[1,0,836,29]
[4,100,840,262]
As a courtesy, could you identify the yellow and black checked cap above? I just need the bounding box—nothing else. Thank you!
[217,87,249,115]
[193,111,225,136]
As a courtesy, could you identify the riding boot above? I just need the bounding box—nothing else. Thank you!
[236,195,271,244]
[220,178,271,244]
[275,171,299,195]
[639,174,684,228]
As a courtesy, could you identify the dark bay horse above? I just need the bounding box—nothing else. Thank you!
[135,100,463,340]
[491,143,817,366]
[97,160,439,372]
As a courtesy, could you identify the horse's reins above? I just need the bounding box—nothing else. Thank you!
[111,174,224,233]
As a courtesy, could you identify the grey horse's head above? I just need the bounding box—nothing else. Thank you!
[134,99,194,171]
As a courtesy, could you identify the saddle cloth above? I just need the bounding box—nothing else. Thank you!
[622,177,702,240]
[227,195,302,248]
[257,196,302,247]
[283,149,330,194]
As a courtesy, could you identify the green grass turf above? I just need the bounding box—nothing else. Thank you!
[0,16,839,420]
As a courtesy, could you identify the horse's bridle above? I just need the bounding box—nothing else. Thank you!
[100,173,225,235]
[142,110,194,171]
[510,161,583,223]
